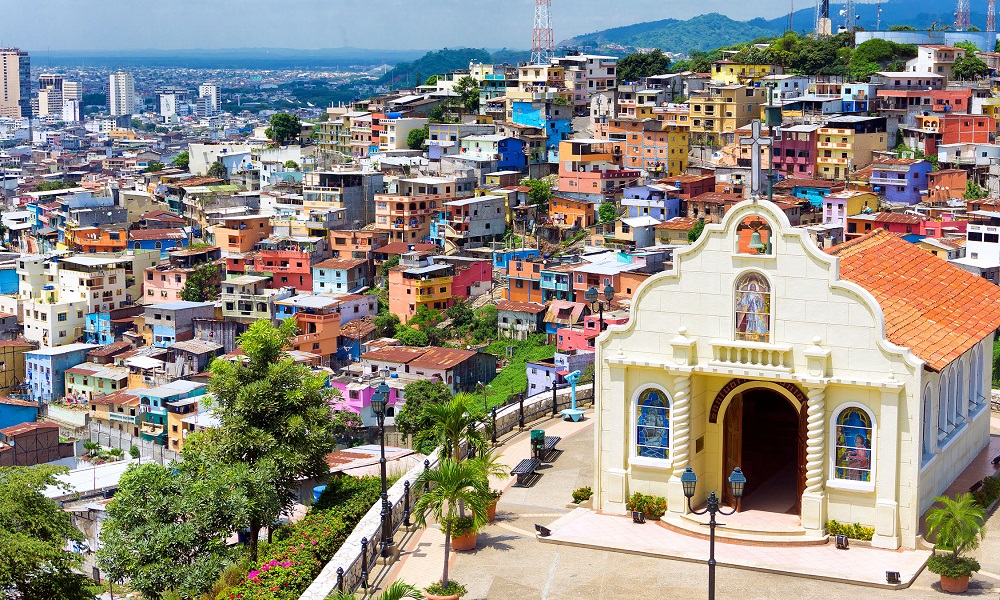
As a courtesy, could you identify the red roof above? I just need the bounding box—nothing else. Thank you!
[0,397,37,408]
[376,242,437,256]
[874,212,923,225]
[0,421,58,437]
[407,347,477,370]
[496,300,547,314]
[827,230,1000,371]
[655,216,700,231]
[314,258,367,270]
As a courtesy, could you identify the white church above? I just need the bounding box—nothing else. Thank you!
[593,197,1000,549]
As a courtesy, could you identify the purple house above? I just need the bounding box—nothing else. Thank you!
[869,158,932,206]
[328,375,403,427]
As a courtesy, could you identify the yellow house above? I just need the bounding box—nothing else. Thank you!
[689,84,767,146]
[505,64,571,119]
[712,61,781,85]
[816,126,887,181]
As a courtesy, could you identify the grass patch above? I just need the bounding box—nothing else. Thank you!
[481,335,555,408]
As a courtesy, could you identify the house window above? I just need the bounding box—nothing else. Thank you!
[832,405,874,483]
[734,272,771,343]
[636,388,670,459]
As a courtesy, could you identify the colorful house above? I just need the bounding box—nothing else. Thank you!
[312,258,370,294]
[138,380,207,446]
[129,228,188,257]
[274,294,343,362]
[869,158,932,205]
[388,255,454,323]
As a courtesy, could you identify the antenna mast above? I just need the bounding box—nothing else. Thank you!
[531,0,554,65]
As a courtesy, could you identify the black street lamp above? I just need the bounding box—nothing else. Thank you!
[370,373,394,558]
[584,283,616,331]
[681,466,747,600]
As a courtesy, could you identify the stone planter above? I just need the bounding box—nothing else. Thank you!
[451,530,477,551]
[424,593,460,600]
[940,575,970,593]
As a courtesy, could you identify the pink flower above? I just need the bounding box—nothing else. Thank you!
[312,540,317,545]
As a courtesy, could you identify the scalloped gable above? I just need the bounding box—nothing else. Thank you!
[827,230,1000,371]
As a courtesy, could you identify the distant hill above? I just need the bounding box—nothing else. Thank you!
[374,48,492,89]
[31,47,427,69]
[560,0,978,55]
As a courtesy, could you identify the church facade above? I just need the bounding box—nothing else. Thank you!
[593,199,1000,549]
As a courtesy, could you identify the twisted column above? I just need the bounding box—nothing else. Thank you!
[671,374,691,467]
[804,385,826,494]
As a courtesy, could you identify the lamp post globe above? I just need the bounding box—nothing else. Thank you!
[603,282,615,302]
[584,285,598,305]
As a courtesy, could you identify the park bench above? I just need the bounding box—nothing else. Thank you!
[534,435,562,462]
[510,458,541,487]
[970,479,983,493]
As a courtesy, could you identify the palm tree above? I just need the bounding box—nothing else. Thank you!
[926,493,986,563]
[413,458,491,590]
[331,580,422,600]
[425,394,487,462]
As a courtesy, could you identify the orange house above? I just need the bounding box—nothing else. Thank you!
[209,215,272,255]
[388,261,454,323]
[505,258,543,303]
[550,196,596,229]
[70,226,128,253]
[275,295,343,361]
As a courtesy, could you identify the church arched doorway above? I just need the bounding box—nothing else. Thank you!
[722,386,806,513]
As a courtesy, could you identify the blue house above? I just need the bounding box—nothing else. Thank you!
[0,397,39,430]
[144,302,216,348]
[492,248,540,271]
[773,179,838,207]
[621,185,681,221]
[870,158,932,206]
[24,343,98,403]
[129,228,188,257]
[511,101,572,162]
[137,380,207,446]
[460,135,527,171]
[0,266,17,294]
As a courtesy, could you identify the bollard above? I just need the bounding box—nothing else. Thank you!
[360,537,369,589]
[423,459,430,493]
[491,406,497,445]
[518,393,525,429]
[336,567,344,592]
[552,385,558,416]
[403,481,411,527]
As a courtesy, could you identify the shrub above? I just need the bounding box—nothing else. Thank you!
[442,515,477,537]
[572,486,593,504]
[826,519,875,541]
[972,475,1000,508]
[426,580,467,597]
[927,553,981,578]
[626,492,667,518]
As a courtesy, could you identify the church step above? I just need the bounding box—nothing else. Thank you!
[662,514,829,546]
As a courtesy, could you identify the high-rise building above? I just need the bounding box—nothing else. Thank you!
[62,81,82,102]
[109,71,135,116]
[0,48,31,118]
[37,73,63,118]
[199,83,219,111]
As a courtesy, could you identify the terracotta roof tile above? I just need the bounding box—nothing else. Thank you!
[496,300,548,314]
[827,230,1000,371]
[655,216,700,231]
[0,421,58,436]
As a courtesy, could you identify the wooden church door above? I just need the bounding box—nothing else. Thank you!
[796,403,808,514]
[723,394,742,508]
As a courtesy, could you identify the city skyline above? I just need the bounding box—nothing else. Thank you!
[2,0,806,51]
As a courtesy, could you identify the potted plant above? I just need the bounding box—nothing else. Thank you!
[468,448,507,523]
[925,493,986,593]
[424,580,467,600]
[571,486,594,508]
[486,489,503,522]
[446,515,478,551]
[333,580,422,600]
[626,492,667,520]
[414,458,489,599]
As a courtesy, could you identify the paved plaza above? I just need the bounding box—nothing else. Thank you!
[380,412,1000,599]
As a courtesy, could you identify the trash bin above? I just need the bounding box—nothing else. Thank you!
[312,485,327,504]
[531,430,545,459]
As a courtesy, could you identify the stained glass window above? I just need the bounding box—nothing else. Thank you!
[834,407,873,482]
[636,389,670,459]
[734,272,771,343]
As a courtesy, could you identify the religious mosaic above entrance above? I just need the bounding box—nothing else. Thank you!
[734,272,771,343]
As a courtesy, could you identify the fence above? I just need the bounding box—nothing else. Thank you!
[299,382,594,599]
[88,422,180,465]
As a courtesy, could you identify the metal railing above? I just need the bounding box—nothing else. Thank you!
[300,383,594,599]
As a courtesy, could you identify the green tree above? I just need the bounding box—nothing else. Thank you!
[146,161,165,173]
[395,379,453,451]
[888,24,916,31]
[446,300,475,329]
[413,459,490,590]
[409,305,445,332]
[205,319,337,561]
[522,178,553,208]
[180,263,219,302]
[428,104,447,123]
[374,312,400,338]
[129,444,140,459]
[617,49,672,82]
[283,159,299,169]
[964,180,987,199]
[98,461,246,599]
[453,75,480,113]
[687,219,706,243]
[954,40,980,55]
[379,254,401,280]
[130,118,142,130]
[264,112,302,146]
[424,74,439,86]
[331,408,363,443]
[952,55,989,80]
[598,201,618,223]
[0,466,93,600]
[849,39,918,81]
[407,125,429,150]
[426,394,487,462]
[174,150,191,169]
[396,325,430,347]
[206,160,228,180]
[35,180,73,192]
[925,493,986,567]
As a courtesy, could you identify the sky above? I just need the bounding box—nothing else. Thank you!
[0,0,801,51]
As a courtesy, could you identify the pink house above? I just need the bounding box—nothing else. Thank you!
[328,375,403,428]
[557,313,628,352]
[920,214,967,239]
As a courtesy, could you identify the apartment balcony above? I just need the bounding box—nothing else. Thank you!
[709,339,793,373]
[818,156,850,165]
[109,412,138,424]
[817,141,851,149]
[140,423,164,436]
[868,176,908,186]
